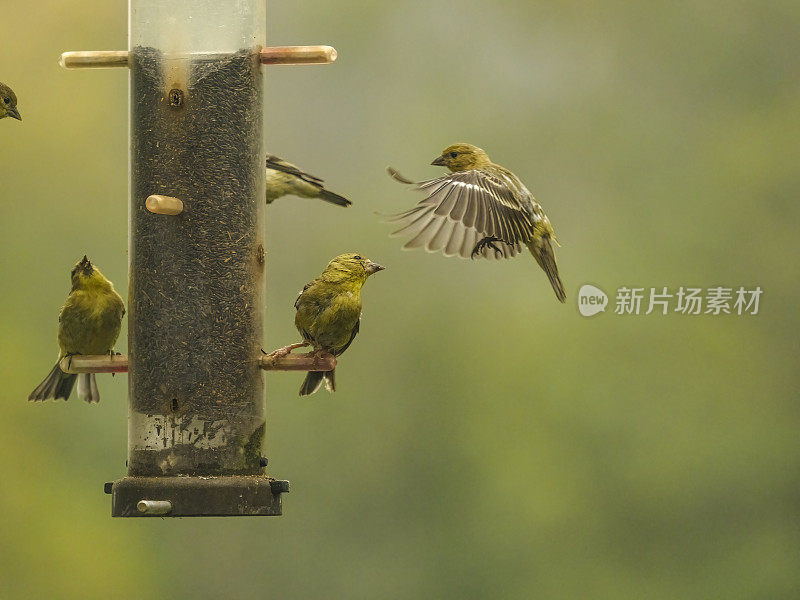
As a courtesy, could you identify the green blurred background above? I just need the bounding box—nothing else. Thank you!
[1,1,798,598]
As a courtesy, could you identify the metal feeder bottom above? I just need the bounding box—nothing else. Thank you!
[107,475,288,517]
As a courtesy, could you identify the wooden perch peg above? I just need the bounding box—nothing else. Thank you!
[60,46,338,70]
[146,195,184,215]
[260,350,337,371]
[60,354,129,374]
[59,51,130,69]
[259,46,337,65]
[58,352,334,374]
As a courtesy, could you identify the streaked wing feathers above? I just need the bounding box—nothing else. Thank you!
[388,169,536,260]
[266,154,325,186]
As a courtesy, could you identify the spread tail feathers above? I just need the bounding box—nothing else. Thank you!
[528,237,566,303]
[76,373,101,403]
[28,363,77,402]
[318,189,352,207]
[299,369,336,396]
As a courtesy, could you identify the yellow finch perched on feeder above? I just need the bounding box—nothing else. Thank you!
[29,256,125,404]
[275,253,384,396]
[265,154,352,207]
[386,143,566,303]
[0,82,21,121]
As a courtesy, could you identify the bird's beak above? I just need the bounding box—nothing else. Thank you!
[431,155,446,166]
[7,107,21,121]
[366,261,385,274]
[79,255,93,274]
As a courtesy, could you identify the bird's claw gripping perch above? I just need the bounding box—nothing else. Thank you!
[262,342,310,360]
[259,348,337,372]
[107,350,121,376]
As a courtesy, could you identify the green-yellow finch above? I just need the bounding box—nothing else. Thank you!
[386,143,566,303]
[266,154,351,207]
[0,82,21,121]
[293,253,384,396]
[29,256,125,403]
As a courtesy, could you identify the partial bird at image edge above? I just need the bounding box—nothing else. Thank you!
[0,82,22,121]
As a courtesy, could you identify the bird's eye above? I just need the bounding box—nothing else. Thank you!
[450,152,458,158]
[2,98,9,105]
[354,255,362,260]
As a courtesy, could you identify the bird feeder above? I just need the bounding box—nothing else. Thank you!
[60,0,337,517]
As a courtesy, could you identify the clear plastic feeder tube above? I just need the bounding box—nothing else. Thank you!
[127,0,267,477]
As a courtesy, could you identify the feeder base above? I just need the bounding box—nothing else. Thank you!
[107,475,286,517]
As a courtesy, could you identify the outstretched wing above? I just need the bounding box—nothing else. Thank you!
[385,168,538,259]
